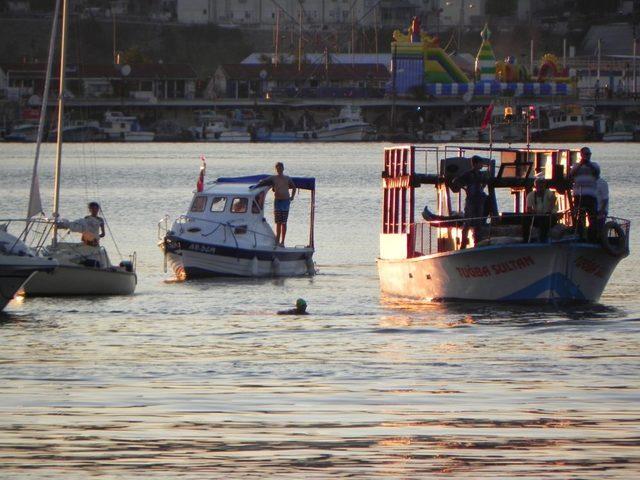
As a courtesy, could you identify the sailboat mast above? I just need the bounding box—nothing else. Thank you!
[28,0,61,219]
[52,0,69,246]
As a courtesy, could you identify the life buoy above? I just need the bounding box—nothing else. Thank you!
[600,221,628,257]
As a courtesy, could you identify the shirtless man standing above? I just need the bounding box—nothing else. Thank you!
[253,162,296,246]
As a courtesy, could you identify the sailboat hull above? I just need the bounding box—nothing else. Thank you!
[23,265,136,296]
[1,270,36,311]
[1,257,57,310]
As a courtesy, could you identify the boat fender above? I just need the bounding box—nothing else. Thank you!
[251,256,259,276]
[271,257,280,276]
[303,132,309,140]
[119,260,134,272]
[600,221,628,257]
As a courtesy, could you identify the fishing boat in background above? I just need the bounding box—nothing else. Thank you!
[377,145,630,302]
[159,164,316,279]
[531,105,601,142]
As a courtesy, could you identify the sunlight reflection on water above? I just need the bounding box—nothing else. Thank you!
[0,143,639,477]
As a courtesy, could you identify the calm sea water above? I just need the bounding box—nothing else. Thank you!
[1,142,639,478]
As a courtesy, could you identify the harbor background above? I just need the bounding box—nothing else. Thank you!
[1,142,639,477]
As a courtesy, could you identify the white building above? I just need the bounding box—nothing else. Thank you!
[176,0,369,27]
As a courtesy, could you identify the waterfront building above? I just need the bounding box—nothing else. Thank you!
[0,62,198,101]
[212,62,389,99]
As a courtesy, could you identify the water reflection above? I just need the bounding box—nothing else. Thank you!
[380,294,625,327]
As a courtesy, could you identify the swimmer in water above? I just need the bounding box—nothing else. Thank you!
[277,298,308,315]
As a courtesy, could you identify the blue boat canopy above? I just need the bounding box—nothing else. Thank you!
[216,175,316,191]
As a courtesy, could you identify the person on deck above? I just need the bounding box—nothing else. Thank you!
[523,177,558,243]
[452,155,489,249]
[82,201,105,246]
[251,162,296,247]
[569,147,600,242]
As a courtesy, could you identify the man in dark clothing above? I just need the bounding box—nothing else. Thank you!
[452,156,489,248]
[569,147,600,242]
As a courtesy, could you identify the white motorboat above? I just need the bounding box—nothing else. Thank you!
[0,224,57,311]
[312,106,373,141]
[377,145,630,302]
[103,111,155,142]
[602,122,635,142]
[159,174,316,278]
[193,120,252,142]
[20,0,137,297]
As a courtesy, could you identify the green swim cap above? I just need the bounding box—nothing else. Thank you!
[296,298,307,309]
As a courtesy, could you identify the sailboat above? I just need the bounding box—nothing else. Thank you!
[20,0,136,297]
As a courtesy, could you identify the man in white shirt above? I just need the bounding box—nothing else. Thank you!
[524,177,558,242]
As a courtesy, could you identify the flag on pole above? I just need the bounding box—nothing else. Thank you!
[480,103,494,130]
[196,156,206,192]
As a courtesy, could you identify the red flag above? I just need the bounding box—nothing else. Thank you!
[196,156,206,192]
[480,103,494,130]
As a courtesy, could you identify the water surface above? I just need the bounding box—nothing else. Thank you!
[0,142,639,478]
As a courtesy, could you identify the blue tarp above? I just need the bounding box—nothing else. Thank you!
[217,175,316,191]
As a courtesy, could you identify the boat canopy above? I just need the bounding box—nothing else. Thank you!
[216,175,316,191]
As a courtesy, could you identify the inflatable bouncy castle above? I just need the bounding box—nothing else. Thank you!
[537,54,570,83]
[475,24,496,81]
[391,17,469,93]
[388,18,574,99]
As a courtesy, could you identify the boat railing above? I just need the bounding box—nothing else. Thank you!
[411,212,602,256]
[0,217,55,254]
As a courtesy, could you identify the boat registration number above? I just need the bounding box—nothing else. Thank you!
[187,243,216,254]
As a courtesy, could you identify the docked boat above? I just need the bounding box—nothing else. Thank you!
[312,106,373,141]
[48,119,105,142]
[602,121,636,142]
[4,123,39,142]
[159,174,316,279]
[0,224,57,311]
[103,111,155,142]
[531,105,599,142]
[20,0,137,297]
[377,145,630,302]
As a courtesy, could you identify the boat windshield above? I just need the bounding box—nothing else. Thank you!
[190,195,207,212]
